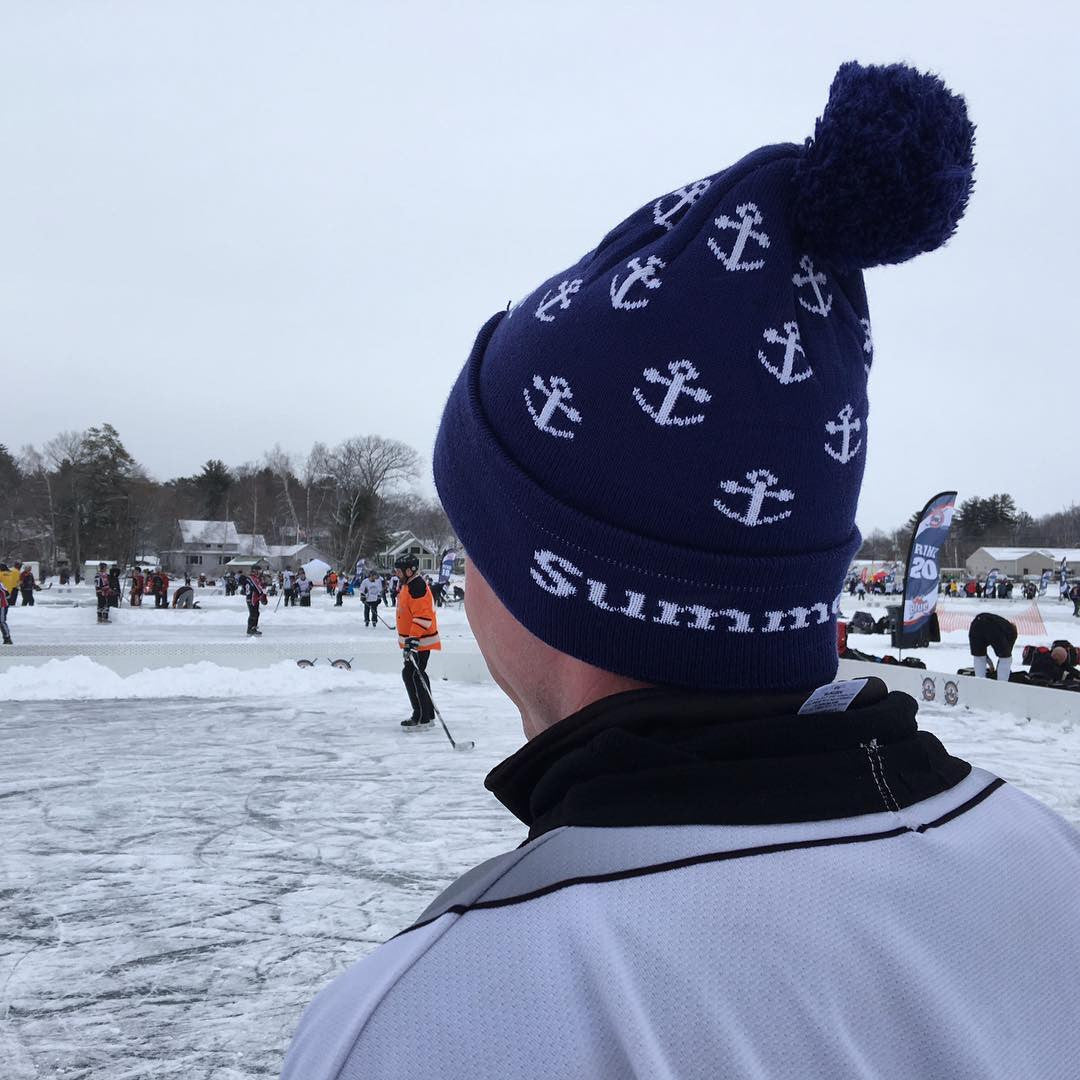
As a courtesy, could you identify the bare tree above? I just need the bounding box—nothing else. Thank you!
[265,444,302,542]
[412,498,459,559]
[42,430,88,572]
[18,445,58,566]
[318,436,419,567]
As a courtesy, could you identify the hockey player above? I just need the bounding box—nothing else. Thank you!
[282,566,295,607]
[334,571,349,607]
[172,584,196,609]
[107,566,121,608]
[388,573,400,607]
[130,568,144,606]
[149,569,169,609]
[968,611,1017,681]
[359,570,383,628]
[93,562,111,623]
[241,569,267,635]
[0,562,19,613]
[283,63,1080,1080]
[392,553,439,727]
[0,575,11,644]
[296,569,312,607]
[19,564,40,605]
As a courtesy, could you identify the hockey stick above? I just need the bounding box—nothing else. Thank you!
[377,615,474,749]
[406,650,474,751]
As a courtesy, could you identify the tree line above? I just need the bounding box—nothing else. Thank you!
[857,493,1080,567]
[0,424,457,573]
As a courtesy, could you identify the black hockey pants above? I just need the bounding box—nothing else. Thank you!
[968,611,1017,658]
[402,649,434,721]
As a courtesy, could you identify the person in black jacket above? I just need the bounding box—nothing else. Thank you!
[1029,645,1079,684]
[241,570,267,635]
[93,562,111,623]
[968,611,1018,681]
[108,565,122,608]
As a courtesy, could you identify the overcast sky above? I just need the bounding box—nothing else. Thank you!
[1,1,1076,532]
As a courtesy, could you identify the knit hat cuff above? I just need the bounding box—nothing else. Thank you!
[434,312,860,692]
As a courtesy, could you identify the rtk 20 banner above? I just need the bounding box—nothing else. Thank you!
[902,490,958,635]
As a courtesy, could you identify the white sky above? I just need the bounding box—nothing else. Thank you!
[1,1,1076,532]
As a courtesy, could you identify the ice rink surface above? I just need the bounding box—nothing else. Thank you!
[2,588,1079,1077]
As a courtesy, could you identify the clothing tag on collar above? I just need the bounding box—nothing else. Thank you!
[798,678,869,716]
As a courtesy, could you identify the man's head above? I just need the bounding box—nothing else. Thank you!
[368,570,378,579]
[99,562,107,570]
[1050,646,1069,666]
[435,61,974,707]
[393,553,419,582]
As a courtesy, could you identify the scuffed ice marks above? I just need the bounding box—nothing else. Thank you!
[0,689,524,1078]
[1,665,1078,1077]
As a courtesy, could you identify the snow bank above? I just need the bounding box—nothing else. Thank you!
[3,656,383,701]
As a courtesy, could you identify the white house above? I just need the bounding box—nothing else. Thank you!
[377,532,439,573]
[235,533,271,559]
[965,547,1080,579]
[160,520,242,577]
[267,542,331,571]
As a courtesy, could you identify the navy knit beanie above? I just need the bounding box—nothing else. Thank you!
[434,61,975,692]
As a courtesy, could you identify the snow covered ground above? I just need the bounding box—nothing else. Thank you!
[1,582,479,648]
[1,589,1078,1078]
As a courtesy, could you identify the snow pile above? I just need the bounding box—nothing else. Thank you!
[3,656,376,701]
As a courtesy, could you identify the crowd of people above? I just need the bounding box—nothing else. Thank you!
[44,559,457,640]
[845,568,1080,615]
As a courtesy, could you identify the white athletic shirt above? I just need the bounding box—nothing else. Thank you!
[281,767,1080,1079]
[359,579,383,602]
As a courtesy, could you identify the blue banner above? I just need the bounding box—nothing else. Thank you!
[901,491,957,636]
[439,551,456,582]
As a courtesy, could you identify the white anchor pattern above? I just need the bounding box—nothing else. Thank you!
[824,404,863,464]
[507,174,877,544]
[535,279,583,323]
[610,255,666,311]
[523,375,582,439]
[758,322,812,385]
[793,256,832,317]
[707,202,770,271]
[714,469,795,527]
[632,360,711,427]
[653,179,710,232]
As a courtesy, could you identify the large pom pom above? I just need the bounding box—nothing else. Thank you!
[793,61,976,271]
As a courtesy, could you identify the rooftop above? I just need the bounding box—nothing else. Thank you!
[178,519,240,546]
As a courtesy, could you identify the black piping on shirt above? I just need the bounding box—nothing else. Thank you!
[398,777,1005,939]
